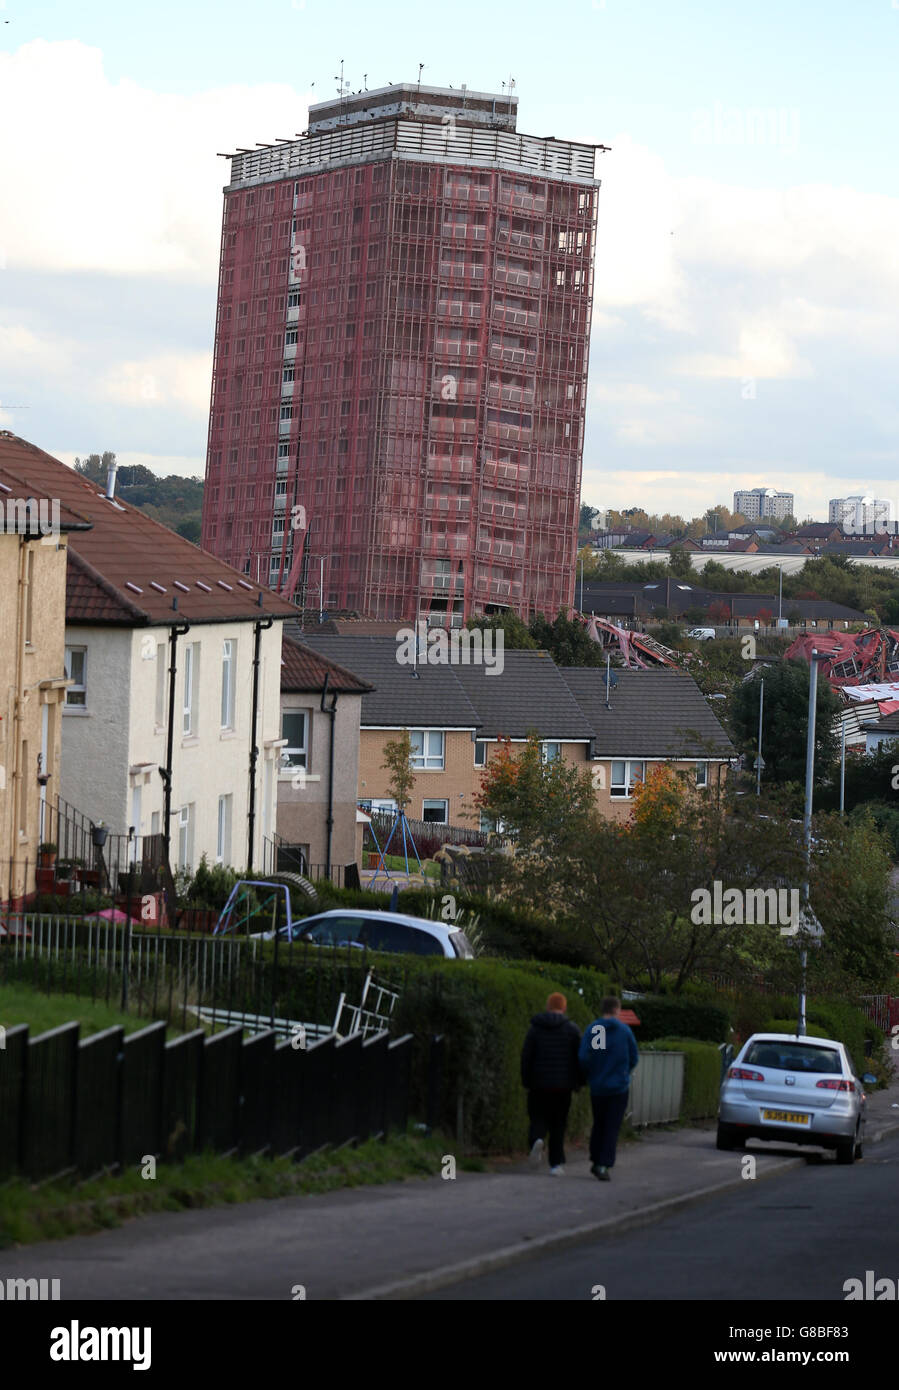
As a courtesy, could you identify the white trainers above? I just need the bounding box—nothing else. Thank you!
[549,1165,565,1176]
[529,1138,545,1166]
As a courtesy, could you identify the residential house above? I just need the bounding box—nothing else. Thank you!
[300,635,733,829]
[278,635,372,874]
[861,709,899,755]
[0,443,92,903]
[0,434,298,888]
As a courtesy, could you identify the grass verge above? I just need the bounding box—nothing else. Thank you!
[0,982,179,1039]
[0,1132,449,1249]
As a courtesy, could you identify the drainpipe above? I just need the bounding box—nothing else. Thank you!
[9,536,29,897]
[160,621,190,873]
[247,610,274,873]
[320,672,338,878]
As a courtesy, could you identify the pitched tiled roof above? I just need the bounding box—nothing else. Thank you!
[281,635,373,694]
[0,462,92,535]
[560,667,733,758]
[452,650,595,740]
[300,635,732,756]
[0,433,298,627]
[300,635,483,729]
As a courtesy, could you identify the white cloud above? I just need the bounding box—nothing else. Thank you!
[101,352,212,413]
[0,40,309,278]
[594,383,681,404]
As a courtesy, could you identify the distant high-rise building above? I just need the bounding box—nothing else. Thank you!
[733,487,794,522]
[201,83,602,623]
[828,495,891,532]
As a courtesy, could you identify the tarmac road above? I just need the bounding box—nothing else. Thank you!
[421,1130,899,1300]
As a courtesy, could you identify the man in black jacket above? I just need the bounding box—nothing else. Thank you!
[520,992,582,1175]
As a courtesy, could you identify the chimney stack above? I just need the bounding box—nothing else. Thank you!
[105,458,118,500]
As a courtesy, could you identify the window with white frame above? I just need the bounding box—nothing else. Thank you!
[281,710,308,768]
[216,794,233,864]
[695,761,708,788]
[422,799,449,824]
[541,741,562,763]
[410,729,444,770]
[182,643,199,735]
[154,642,166,727]
[221,639,236,729]
[474,739,488,767]
[64,646,87,707]
[610,760,646,798]
[177,804,194,870]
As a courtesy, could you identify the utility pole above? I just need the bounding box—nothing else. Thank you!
[799,652,820,1036]
[756,679,764,796]
[839,718,846,815]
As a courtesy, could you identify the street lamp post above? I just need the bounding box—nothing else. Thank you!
[799,651,822,1036]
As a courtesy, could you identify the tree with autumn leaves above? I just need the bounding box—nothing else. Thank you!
[476,747,894,993]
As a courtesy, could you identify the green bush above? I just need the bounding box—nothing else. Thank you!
[629,995,730,1044]
[502,960,615,1016]
[390,957,595,1153]
[761,1017,829,1040]
[394,887,590,964]
[761,996,880,1073]
[643,1037,722,1120]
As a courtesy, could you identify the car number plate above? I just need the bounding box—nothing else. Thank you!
[762,1109,810,1125]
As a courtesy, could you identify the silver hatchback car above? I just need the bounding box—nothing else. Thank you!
[717,1032,870,1165]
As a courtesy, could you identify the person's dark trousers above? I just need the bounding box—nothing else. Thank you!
[589,1090,629,1168]
[528,1089,572,1168]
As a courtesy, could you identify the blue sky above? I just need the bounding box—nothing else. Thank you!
[1,0,898,519]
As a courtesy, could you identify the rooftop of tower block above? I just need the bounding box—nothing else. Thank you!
[307,83,519,135]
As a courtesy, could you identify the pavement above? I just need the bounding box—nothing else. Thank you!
[2,1077,896,1301]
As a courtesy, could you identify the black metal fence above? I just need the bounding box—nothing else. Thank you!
[0,915,414,1035]
[5,794,167,908]
[0,1018,416,1182]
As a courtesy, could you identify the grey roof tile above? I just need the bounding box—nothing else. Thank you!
[560,667,734,758]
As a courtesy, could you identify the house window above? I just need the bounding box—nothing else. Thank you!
[610,760,645,799]
[64,646,87,707]
[216,794,233,864]
[695,762,708,788]
[221,639,236,729]
[281,710,308,768]
[183,642,199,735]
[177,804,194,871]
[410,729,445,770]
[474,739,488,767]
[154,642,166,727]
[422,799,449,824]
[541,742,561,763]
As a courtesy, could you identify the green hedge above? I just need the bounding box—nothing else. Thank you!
[629,996,730,1044]
[762,1017,829,1040]
[500,960,615,1016]
[390,957,594,1153]
[643,1037,722,1120]
[762,996,880,1073]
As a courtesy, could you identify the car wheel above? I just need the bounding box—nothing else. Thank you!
[835,1137,855,1165]
[716,1124,740,1151]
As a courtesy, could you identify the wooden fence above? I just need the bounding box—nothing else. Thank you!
[0,1019,415,1182]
